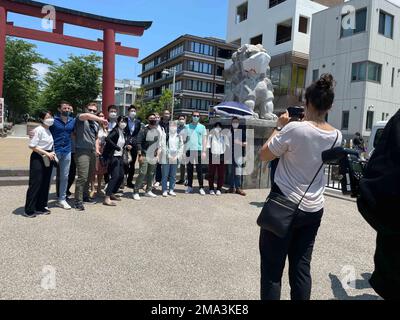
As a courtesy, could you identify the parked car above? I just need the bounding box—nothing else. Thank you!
[367,121,387,159]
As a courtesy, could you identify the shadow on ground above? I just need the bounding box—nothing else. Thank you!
[329,273,381,300]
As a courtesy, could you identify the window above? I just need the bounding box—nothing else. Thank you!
[368,62,381,82]
[312,69,319,82]
[270,65,290,95]
[188,60,213,74]
[187,80,213,93]
[352,61,381,83]
[366,111,374,131]
[269,0,286,8]
[341,8,367,38]
[391,67,395,87]
[341,111,350,130]
[125,94,133,105]
[250,34,263,45]
[236,2,248,24]
[190,42,214,56]
[299,16,309,34]
[143,60,155,72]
[379,11,394,39]
[169,44,184,59]
[276,19,292,45]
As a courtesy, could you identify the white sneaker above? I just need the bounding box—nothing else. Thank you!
[216,190,222,196]
[133,193,141,201]
[185,187,193,194]
[57,200,71,210]
[153,182,160,188]
[199,188,206,196]
[210,190,215,196]
[145,191,157,198]
[169,191,177,197]
[162,191,168,197]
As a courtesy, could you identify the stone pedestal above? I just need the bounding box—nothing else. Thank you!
[209,117,277,189]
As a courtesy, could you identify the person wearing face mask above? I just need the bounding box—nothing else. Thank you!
[67,105,77,198]
[160,121,184,197]
[125,105,142,189]
[207,122,230,196]
[102,116,128,206]
[73,102,109,211]
[185,111,207,195]
[107,105,119,132]
[24,111,56,218]
[176,115,187,185]
[133,113,161,200]
[50,101,76,210]
[228,117,247,196]
[153,112,165,188]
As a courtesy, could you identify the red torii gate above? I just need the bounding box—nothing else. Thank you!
[0,0,151,115]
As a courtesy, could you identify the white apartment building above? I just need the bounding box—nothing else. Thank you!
[308,0,400,140]
[96,79,141,115]
[226,0,343,111]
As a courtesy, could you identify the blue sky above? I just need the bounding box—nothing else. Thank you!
[8,0,228,80]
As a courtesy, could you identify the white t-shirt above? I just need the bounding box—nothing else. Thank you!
[268,121,342,212]
[29,125,54,151]
[114,129,126,157]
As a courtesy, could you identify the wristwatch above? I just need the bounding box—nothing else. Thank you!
[275,127,283,132]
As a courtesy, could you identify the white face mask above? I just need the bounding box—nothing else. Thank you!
[232,123,239,129]
[109,112,118,120]
[215,127,222,133]
[119,123,127,130]
[129,112,136,119]
[43,118,54,127]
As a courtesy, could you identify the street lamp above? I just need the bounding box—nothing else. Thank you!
[162,67,177,119]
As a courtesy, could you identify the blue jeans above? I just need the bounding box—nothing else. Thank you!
[230,163,242,189]
[57,152,71,201]
[161,163,178,192]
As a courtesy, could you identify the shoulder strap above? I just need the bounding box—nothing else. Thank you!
[297,131,339,208]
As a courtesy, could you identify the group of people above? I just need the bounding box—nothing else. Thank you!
[24,103,248,217]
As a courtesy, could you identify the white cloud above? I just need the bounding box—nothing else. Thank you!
[33,63,50,79]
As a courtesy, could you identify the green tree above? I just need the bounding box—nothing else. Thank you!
[158,89,172,111]
[40,54,102,113]
[136,89,173,122]
[3,38,52,122]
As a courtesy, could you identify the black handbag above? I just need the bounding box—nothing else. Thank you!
[257,131,339,238]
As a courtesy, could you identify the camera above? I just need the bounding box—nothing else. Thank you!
[287,106,305,121]
[322,147,367,198]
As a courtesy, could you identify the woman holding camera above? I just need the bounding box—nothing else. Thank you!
[259,74,342,300]
[24,111,56,218]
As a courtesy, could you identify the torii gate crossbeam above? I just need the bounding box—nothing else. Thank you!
[0,0,152,116]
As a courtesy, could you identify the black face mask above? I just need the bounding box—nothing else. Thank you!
[149,120,157,126]
[61,111,71,117]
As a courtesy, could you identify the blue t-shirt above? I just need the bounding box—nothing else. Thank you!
[50,116,76,154]
[185,123,207,151]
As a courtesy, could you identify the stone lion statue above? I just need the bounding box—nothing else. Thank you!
[224,44,277,120]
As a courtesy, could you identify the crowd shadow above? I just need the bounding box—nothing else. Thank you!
[329,273,381,300]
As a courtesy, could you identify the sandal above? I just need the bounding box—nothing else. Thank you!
[103,201,117,207]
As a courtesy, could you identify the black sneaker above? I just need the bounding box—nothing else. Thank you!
[83,197,97,205]
[127,183,135,189]
[36,209,51,215]
[22,212,37,218]
[75,202,85,211]
[176,180,184,185]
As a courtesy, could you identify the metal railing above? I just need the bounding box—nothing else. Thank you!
[325,164,342,191]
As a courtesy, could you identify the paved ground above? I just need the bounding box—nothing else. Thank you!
[0,183,380,300]
[0,124,31,170]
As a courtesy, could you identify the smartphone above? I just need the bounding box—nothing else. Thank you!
[287,106,305,120]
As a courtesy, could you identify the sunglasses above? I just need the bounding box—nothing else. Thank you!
[88,109,97,113]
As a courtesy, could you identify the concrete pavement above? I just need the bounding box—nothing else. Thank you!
[0,184,380,300]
